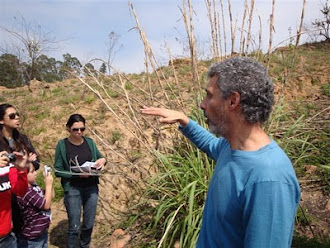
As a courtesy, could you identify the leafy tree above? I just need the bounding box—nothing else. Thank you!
[83,62,97,77]
[312,1,330,41]
[0,53,22,87]
[60,53,82,79]
[35,54,63,82]
[99,62,107,74]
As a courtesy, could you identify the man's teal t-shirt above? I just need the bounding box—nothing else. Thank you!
[180,120,300,248]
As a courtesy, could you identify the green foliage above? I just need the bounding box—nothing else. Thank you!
[292,234,330,248]
[60,53,82,79]
[127,150,143,162]
[51,86,64,96]
[125,81,133,90]
[35,54,63,82]
[99,62,107,74]
[131,104,213,248]
[58,94,79,105]
[320,84,330,96]
[0,53,25,87]
[111,130,122,144]
[135,141,213,248]
[0,53,64,87]
[266,97,329,175]
[178,65,191,75]
[35,109,50,120]
[296,205,313,226]
[106,89,119,98]
[29,127,47,136]
[84,95,95,104]
[84,62,97,77]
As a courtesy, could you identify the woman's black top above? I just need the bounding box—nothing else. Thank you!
[65,138,98,188]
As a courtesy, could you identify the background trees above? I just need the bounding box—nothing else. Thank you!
[312,0,330,42]
[0,15,60,82]
[0,53,23,88]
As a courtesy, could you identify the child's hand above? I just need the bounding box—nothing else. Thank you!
[0,151,9,167]
[44,173,53,187]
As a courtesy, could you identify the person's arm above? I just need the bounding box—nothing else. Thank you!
[22,134,40,170]
[0,151,9,167]
[9,151,28,196]
[242,182,299,248]
[54,141,72,179]
[141,107,223,160]
[43,172,53,210]
[141,107,189,126]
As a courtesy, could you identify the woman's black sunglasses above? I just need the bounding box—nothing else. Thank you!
[8,112,19,119]
[72,127,86,132]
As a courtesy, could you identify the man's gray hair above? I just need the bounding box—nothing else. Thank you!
[208,56,274,123]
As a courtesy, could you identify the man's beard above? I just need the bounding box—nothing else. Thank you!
[208,119,227,137]
[205,109,227,137]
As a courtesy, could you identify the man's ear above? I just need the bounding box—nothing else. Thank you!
[229,92,240,110]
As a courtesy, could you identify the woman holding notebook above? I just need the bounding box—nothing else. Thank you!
[54,114,106,248]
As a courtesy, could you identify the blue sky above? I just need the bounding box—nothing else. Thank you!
[0,0,324,73]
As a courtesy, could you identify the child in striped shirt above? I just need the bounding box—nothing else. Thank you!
[17,164,54,248]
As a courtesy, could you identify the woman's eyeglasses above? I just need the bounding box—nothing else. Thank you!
[8,112,19,119]
[72,127,86,132]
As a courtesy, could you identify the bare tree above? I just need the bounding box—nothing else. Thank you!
[267,0,276,68]
[245,0,256,53]
[312,0,330,41]
[105,31,122,75]
[0,15,61,85]
[238,0,248,55]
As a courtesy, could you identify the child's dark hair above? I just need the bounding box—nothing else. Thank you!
[66,114,86,128]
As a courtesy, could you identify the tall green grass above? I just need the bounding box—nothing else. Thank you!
[131,140,213,248]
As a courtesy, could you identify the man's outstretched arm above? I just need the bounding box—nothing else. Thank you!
[141,107,189,127]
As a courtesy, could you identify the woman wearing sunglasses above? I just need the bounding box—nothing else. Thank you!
[54,114,106,248]
[0,104,40,170]
[0,103,40,237]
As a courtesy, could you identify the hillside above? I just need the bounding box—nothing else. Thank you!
[1,41,329,247]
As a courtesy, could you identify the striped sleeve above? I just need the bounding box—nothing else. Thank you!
[22,188,45,209]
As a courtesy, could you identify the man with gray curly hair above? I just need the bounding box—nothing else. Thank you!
[141,56,300,248]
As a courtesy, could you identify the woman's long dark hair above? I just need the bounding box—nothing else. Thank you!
[0,103,29,153]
